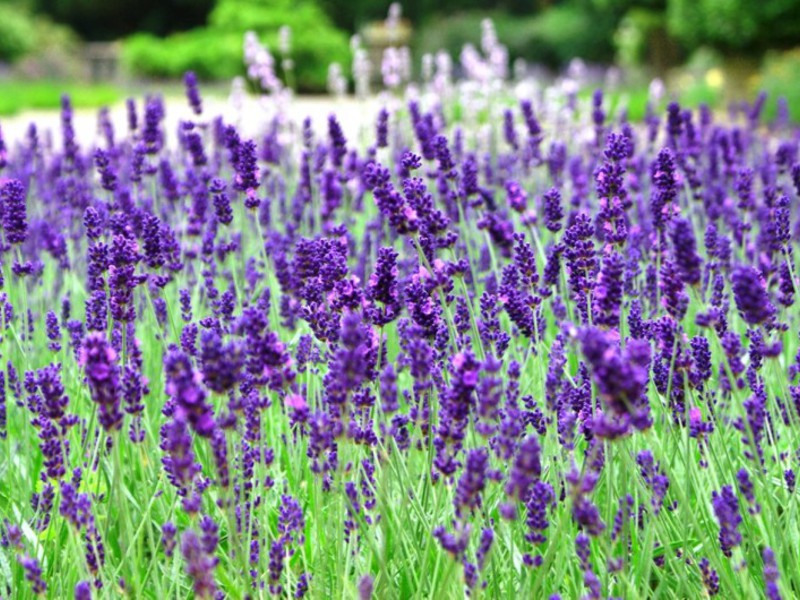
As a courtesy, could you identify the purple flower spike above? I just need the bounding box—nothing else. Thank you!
[580,327,651,433]
[19,554,46,595]
[80,332,123,432]
[358,575,374,600]
[711,485,742,557]
[184,71,203,115]
[164,347,216,437]
[75,580,92,600]
[181,529,218,598]
[1,179,28,245]
[732,265,775,326]
[763,547,782,600]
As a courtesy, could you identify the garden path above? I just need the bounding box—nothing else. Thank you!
[1,94,382,147]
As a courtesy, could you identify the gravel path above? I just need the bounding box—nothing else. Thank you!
[0,94,383,148]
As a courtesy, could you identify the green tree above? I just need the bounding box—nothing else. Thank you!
[32,0,215,40]
[678,0,800,52]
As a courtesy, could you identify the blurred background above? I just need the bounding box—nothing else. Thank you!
[0,0,799,120]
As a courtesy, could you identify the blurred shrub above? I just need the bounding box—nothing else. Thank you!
[683,47,725,72]
[667,0,800,54]
[0,3,81,76]
[0,5,37,63]
[594,0,800,64]
[614,9,679,69]
[756,48,800,122]
[414,4,617,70]
[125,32,243,80]
[523,4,617,66]
[415,11,530,65]
[123,0,351,92]
[318,0,536,36]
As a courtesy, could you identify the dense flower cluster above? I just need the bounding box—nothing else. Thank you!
[0,59,797,599]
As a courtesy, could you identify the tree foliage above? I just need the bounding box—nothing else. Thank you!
[666,0,800,52]
[123,0,351,92]
[31,0,215,40]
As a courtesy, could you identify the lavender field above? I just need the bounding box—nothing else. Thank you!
[0,57,799,599]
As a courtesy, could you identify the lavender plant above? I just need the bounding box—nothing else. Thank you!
[0,58,798,600]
